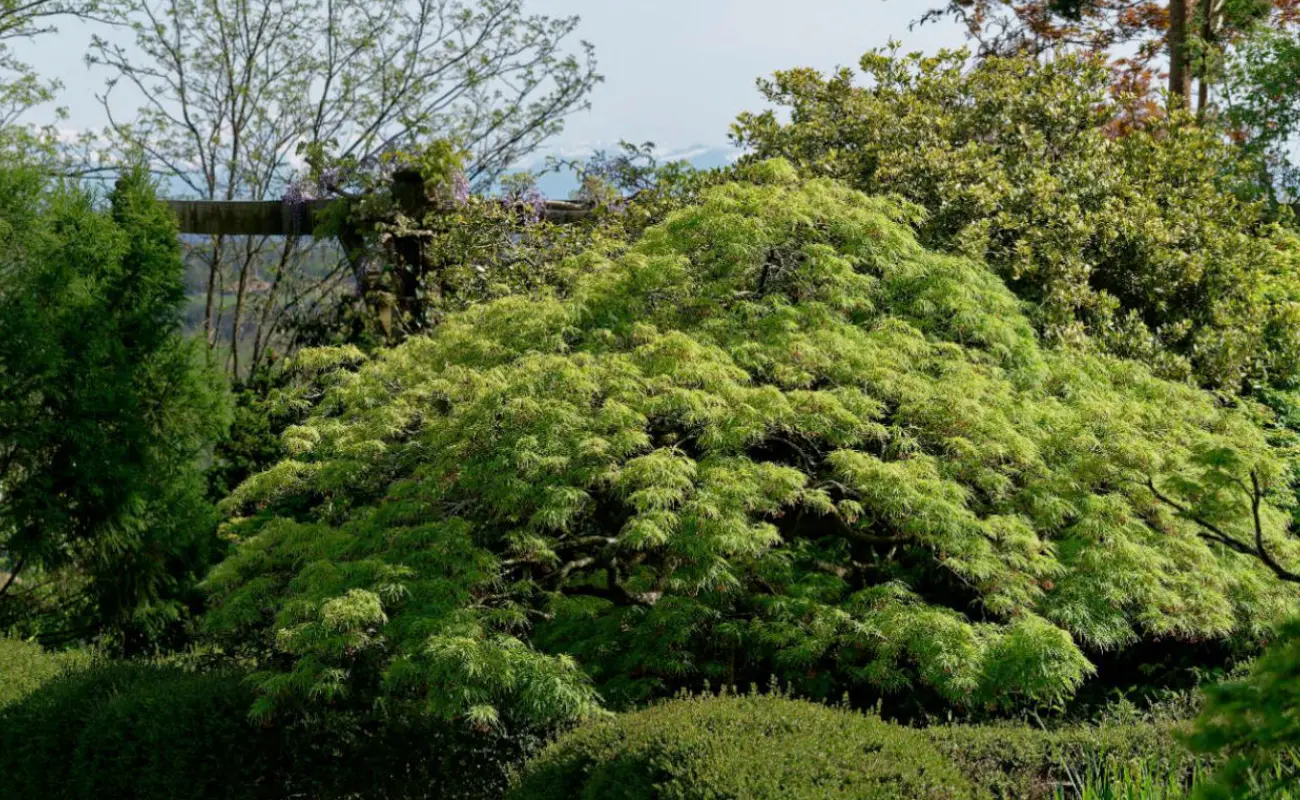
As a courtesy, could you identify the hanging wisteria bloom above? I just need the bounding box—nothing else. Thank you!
[502,183,547,224]
[451,172,470,206]
[281,178,318,205]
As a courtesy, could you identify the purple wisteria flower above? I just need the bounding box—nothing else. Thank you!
[281,179,318,205]
[450,171,470,206]
[503,183,547,224]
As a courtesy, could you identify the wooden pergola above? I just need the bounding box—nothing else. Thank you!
[166,197,595,236]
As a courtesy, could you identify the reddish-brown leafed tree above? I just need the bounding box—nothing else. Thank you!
[910,1,1300,111]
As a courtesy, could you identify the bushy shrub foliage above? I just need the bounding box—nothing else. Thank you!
[0,662,165,798]
[208,161,1299,730]
[0,636,89,709]
[732,49,1300,391]
[1187,618,1300,799]
[927,720,1198,799]
[509,693,975,800]
[0,661,534,800]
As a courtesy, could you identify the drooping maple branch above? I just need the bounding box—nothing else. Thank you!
[561,567,661,608]
[1147,474,1300,584]
[1250,472,1300,584]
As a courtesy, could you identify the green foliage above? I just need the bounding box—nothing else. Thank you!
[1186,619,1300,799]
[0,660,536,799]
[68,668,285,800]
[1053,760,1206,800]
[305,139,718,346]
[509,693,975,800]
[207,366,301,501]
[927,721,1199,799]
[0,161,230,648]
[1223,23,1300,203]
[0,662,162,797]
[209,162,1299,731]
[732,49,1300,391]
[0,636,89,708]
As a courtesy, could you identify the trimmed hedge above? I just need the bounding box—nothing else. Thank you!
[0,636,90,709]
[0,662,538,800]
[69,669,286,800]
[0,657,1206,800]
[926,721,1199,800]
[509,694,975,800]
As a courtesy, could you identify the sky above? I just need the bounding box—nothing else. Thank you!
[19,0,968,166]
[519,0,969,159]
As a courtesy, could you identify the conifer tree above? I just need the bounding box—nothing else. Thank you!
[0,163,228,648]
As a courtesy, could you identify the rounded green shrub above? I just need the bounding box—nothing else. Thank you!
[509,693,974,800]
[0,663,263,800]
[68,669,284,800]
[0,636,89,709]
[0,662,164,797]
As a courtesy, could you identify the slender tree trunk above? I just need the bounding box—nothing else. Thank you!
[250,237,297,374]
[0,555,26,601]
[1169,0,1193,111]
[1196,0,1218,116]
[203,234,226,348]
[228,240,259,379]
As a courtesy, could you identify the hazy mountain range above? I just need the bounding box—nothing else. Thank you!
[526,143,743,199]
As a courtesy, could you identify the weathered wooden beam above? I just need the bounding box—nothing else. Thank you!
[167,199,333,236]
[168,198,595,236]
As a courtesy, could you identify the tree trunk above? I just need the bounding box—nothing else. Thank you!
[228,240,259,379]
[203,234,225,348]
[1196,0,1220,116]
[250,237,297,375]
[1169,0,1193,110]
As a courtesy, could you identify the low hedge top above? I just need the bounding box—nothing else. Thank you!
[509,693,975,800]
[208,159,1298,727]
[0,637,89,709]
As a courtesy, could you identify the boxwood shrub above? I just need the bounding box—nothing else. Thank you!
[509,693,975,800]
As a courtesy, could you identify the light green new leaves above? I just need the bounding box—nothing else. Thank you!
[209,162,1296,726]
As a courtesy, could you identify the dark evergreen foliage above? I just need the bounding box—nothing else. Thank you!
[0,162,229,649]
[0,661,536,800]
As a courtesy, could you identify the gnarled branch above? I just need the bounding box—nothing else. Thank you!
[1147,474,1300,585]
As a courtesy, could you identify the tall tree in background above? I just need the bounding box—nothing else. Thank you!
[1222,24,1300,202]
[0,0,107,133]
[908,1,1300,111]
[0,163,228,649]
[88,0,600,379]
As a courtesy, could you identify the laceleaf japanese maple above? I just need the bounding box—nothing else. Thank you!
[207,161,1300,729]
